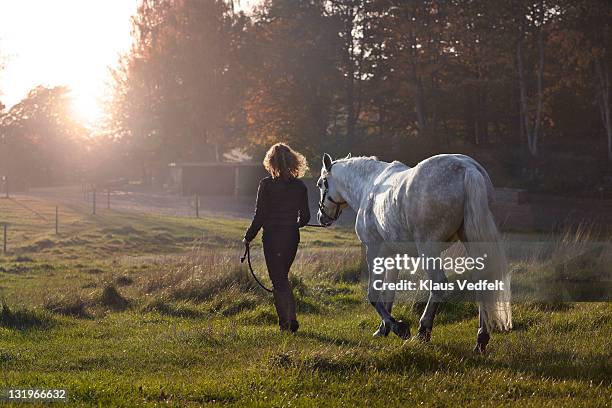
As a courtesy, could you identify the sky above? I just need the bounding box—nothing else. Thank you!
[0,0,142,125]
[0,0,260,127]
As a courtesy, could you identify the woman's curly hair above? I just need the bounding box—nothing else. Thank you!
[263,143,308,180]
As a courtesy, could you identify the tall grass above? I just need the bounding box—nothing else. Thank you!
[510,223,611,303]
[137,247,255,302]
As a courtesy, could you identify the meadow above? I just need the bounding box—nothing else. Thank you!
[0,196,610,406]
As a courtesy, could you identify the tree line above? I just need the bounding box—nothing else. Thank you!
[1,0,611,194]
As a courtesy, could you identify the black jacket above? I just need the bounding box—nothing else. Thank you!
[244,176,310,242]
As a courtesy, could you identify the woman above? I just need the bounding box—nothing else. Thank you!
[243,143,310,333]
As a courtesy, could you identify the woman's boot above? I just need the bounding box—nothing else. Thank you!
[273,290,291,331]
[287,289,298,333]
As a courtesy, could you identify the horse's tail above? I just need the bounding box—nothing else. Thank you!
[463,167,512,332]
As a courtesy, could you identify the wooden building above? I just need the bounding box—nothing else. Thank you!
[169,162,267,196]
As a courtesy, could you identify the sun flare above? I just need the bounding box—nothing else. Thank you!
[71,90,105,127]
[0,0,138,127]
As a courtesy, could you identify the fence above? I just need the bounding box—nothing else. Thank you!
[1,183,610,256]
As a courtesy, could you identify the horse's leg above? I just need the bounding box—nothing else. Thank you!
[371,297,410,340]
[366,243,410,338]
[366,243,392,337]
[382,261,410,339]
[458,226,490,353]
[365,243,411,339]
[381,262,397,317]
[474,304,490,354]
[416,243,447,342]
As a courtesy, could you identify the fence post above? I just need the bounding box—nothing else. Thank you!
[195,194,199,218]
[93,187,96,215]
[55,206,59,235]
[234,167,239,197]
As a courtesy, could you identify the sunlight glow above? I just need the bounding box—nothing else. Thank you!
[71,89,105,126]
[0,0,139,127]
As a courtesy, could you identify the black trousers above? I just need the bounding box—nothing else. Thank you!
[263,227,299,329]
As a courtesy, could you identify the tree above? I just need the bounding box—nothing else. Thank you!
[109,0,250,174]
[329,0,368,151]
[243,0,343,158]
[103,0,611,194]
[577,0,612,161]
[0,86,87,185]
[550,0,612,161]
[363,0,454,153]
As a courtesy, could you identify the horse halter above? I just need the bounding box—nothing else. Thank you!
[318,177,346,223]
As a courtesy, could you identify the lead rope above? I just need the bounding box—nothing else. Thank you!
[240,243,274,293]
[240,224,328,293]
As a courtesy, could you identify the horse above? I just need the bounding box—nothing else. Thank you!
[316,153,512,353]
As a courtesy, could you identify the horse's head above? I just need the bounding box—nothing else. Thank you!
[317,153,349,226]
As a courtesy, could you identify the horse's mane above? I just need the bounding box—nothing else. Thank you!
[334,155,379,164]
[333,156,384,179]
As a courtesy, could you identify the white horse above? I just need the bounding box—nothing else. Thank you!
[316,153,512,353]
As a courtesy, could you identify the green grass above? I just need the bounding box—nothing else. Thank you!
[0,197,610,406]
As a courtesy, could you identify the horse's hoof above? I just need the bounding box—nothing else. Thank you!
[392,320,410,340]
[416,327,431,342]
[372,321,390,337]
[474,332,489,354]
[473,342,487,354]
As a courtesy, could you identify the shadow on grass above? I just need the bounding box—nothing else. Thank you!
[271,332,610,384]
[435,339,611,385]
[268,343,443,375]
[295,329,363,347]
[434,302,479,325]
[143,298,205,318]
[236,306,278,325]
[44,295,91,319]
[1,302,54,330]
[296,296,322,314]
[97,284,130,312]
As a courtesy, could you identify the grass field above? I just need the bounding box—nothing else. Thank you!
[0,196,610,406]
